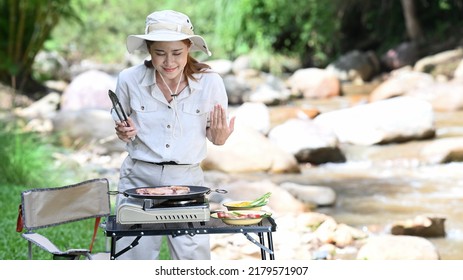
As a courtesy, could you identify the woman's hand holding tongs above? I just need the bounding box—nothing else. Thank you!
[115,117,137,142]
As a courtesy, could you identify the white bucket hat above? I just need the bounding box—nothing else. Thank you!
[126,10,211,56]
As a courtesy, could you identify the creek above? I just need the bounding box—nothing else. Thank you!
[228,109,463,260]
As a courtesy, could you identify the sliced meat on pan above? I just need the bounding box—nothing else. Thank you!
[135,186,191,195]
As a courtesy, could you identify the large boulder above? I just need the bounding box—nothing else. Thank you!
[212,179,307,214]
[286,68,341,99]
[369,68,434,102]
[357,235,440,260]
[202,125,300,173]
[420,137,463,163]
[390,215,446,238]
[313,96,435,145]
[268,118,345,164]
[233,102,271,134]
[381,42,419,70]
[326,50,381,82]
[51,108,125,153]
[60,70,116,111]
[413,48,463,77]
[408,80,463,111]
[279,182,336,207]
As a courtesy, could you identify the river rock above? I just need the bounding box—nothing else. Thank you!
[313,96,435,145]
[390,215,446,238]
[249,83,290,105]
[454,58,463,80]
[420,137,463,164]
[381,42,419,70]
[408,80,463,111]
[326,50,380,82]
[207,59,233,75]
[233,102,271,134]
[222,74,251,105]
[369,68,434,102]
[60,70,116,111]
[202,125,300,173]
[51,108,125,153]
[279,182,336,207]
[14,92,60,120]
[286,68,341,99]
[356,235,440,260]
[413,48,463,76]
[268,118,345,164]
[212,179,307,214]
[268,105,320,127]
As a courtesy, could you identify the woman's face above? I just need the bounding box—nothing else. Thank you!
[148,40,190,80]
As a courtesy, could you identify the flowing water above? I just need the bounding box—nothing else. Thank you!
[233,156,463,260]
[231,110,463,259]
[300,162,463,260]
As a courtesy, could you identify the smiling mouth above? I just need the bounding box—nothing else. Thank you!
[163,67,177,73]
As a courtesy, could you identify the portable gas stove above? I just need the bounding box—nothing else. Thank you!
[116,196,210,224]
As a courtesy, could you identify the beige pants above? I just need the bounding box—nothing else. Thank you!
[115,157,210,260]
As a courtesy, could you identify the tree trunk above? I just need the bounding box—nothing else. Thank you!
[400,0,424,42]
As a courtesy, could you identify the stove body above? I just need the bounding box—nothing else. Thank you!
[116,196,210,224]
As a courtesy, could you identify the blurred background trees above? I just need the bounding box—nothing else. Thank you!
[0,0,79,98]
[1,0,463,98]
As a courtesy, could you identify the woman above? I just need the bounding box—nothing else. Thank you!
[112,10,235,260]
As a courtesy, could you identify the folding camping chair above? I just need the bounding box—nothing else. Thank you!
[16,178,111,260]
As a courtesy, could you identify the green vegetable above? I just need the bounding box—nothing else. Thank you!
[231,211,270,219]
[232,211,246,217]
[249,192,272,207]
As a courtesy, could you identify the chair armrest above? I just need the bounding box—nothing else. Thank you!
[21,232,62,255]
[21,232,90,258]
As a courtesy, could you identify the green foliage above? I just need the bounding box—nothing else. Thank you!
[3,0,463,92]
[194,0,340,68]
[0,120,61,186]
[44,0,342,71]
[335,0,463,54]
[0,121,92,260]
[0,0,80,92]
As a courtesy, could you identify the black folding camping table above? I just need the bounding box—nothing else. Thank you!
[103,215,277,260]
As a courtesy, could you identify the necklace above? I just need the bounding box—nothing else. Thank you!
[157,69,184,138]
[158,69,183,98]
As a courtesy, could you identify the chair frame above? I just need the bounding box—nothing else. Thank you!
[17,178,111,260]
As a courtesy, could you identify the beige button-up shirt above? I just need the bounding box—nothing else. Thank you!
[113,64,228,164]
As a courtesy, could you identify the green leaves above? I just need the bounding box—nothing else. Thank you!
[249,192,272,207]
[0,121,59,186]
[0,0,81,93]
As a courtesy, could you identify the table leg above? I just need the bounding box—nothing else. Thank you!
[267,232,275,260]
[110,237,116,260]
[258,232,266,260]
[111,236,142,259]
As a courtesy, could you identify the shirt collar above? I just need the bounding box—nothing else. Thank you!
[140,66,156,87]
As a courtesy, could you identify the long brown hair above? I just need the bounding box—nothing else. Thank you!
[144,40,210,81]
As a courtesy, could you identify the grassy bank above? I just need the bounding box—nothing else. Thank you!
[0,121,170,260]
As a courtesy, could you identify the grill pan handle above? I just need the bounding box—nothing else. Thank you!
[107,190,128,197]
[207,189,228,194]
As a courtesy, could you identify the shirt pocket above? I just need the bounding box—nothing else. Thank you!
[130,96,158,113]
[129,96,162,135]
[182,102,210,128]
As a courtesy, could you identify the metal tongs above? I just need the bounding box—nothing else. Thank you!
[108,90,129,127]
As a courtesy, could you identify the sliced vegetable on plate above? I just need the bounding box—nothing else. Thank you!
[211,210,272,225]
[223,192,272,211]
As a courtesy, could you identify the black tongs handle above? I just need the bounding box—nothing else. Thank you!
[108,90,130,127]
